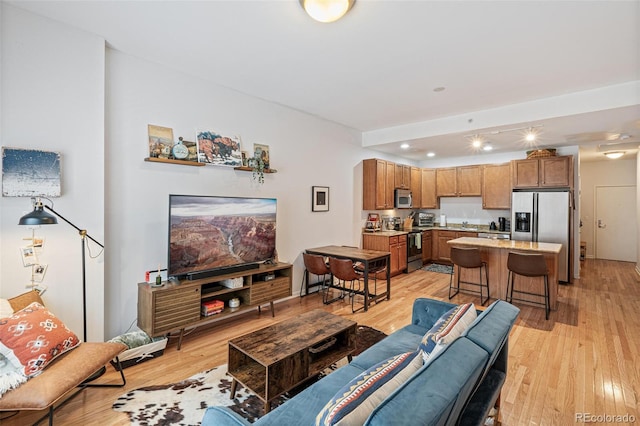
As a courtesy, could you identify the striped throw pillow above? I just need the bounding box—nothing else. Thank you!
[316,350,423,426]
[419,303,476,362]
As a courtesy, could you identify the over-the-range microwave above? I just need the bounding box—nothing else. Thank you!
[394,188,412,208]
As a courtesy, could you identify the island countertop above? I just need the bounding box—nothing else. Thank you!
[447,237,562,311]
[448,237,562,254]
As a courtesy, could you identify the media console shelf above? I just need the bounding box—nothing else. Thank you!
[137,262,292,350]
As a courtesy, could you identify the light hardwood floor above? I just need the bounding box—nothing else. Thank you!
[2,258,639,425]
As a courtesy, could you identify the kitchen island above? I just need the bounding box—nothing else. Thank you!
[447,237,562,310]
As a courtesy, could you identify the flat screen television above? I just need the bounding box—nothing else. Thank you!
[168,195,277,280]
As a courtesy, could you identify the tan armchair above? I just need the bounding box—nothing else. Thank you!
[0,290,127,425]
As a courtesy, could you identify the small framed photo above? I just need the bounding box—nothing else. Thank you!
[20,246,38,267]
[312,186,330,212]
[33,264,48,282]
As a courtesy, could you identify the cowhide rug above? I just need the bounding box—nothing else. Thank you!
[113,325,387,425]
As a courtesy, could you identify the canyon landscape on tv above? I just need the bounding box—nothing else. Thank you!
[169,195,277,277]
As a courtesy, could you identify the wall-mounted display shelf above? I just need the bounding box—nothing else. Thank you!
[233,166,278,174]
[144,157,205,167]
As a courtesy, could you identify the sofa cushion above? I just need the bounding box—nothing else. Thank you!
[0,302,80,378]
[316,351,423,426]
[350,325,424,370]
[419,303,476,361]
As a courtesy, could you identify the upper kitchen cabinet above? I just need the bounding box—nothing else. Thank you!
[410,167,422,208]
[363,159,395,210]
[395,164,411,189]
[512,155,573,189]
[436,165,482,197]
[482,163,511,209]
[420,168,438,209]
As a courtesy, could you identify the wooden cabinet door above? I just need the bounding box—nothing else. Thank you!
[436,231,457,262]
[540,156,571,187]
[512,159,540,188]
[421,168,438,208]
[384,161,395,208]
[436,168,457,197]
[395,164,411,189]
[398,235,407,272]
[410,167,421,207]
[389,236,399,275]
[456,166,482,196]
[482,163,511,209]
[422,231,432,263]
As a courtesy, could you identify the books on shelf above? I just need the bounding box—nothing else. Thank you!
[202,299,224,316]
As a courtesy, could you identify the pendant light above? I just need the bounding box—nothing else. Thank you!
[300,0,356,23]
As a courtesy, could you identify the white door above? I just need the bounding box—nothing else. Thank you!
[595,185,637,261]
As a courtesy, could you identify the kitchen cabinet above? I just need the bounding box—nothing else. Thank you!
[395,164,411,189]
[436,166,482,197]
[422,231,432,263]
[482,163,511,209]
[512,156,573,189]
[420,168,438,208]
[432,230,479,263]
[363,159,395,210]
[410,167,421,208]
[362,233,407,276]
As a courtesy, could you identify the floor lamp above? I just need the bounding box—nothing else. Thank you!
[18,197,104,343]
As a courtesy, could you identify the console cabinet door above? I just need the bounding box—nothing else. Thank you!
[482,164,511,209]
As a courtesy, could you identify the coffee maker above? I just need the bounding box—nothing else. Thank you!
[498,217,507,231]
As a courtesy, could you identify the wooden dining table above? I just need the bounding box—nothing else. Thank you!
[305,245,391,311]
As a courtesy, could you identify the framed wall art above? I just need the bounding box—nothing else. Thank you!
[2,147,61,197]
[148,124,174,159]
[253,143,270,169]
[196,130,243,167]
[312,186,329,212]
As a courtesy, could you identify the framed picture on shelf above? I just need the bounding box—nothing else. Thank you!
[148,124,174,159]
[312,186,329,212]
[253,143,270,169]
[196,130,242,167]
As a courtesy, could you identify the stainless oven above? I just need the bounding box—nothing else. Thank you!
[407,231,423,272]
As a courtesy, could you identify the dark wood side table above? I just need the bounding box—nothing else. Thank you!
[227,309,357,413]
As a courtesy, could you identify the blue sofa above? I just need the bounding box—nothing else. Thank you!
[202,298,520,426]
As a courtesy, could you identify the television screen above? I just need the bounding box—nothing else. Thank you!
[168,195,277,278]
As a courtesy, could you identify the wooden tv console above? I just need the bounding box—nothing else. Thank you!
[137,262,292,349]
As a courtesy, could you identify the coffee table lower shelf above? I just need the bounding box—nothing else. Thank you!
[227,310,357,413]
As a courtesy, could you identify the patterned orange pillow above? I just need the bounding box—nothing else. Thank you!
[0,302,80,377]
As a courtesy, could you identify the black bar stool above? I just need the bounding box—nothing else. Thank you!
[449,247,490,306]
[506,252,550,320]
[302,252,334,303]
[329,257,364,313]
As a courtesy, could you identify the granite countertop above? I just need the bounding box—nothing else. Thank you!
[447,237,562,254]
[363,225,510,236]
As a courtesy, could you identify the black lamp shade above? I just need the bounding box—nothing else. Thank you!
[18,205,58,225]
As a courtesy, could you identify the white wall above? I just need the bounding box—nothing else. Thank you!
[104,50,408,337]
[0,4,106,341]
[579,158,637,258]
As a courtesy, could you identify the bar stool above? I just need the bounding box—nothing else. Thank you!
[449,247,490,306]
[506,252,550,320]
[329,257,364,313]
[302,253,333,303]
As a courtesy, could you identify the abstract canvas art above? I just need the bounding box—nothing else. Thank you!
[2,147,61,197]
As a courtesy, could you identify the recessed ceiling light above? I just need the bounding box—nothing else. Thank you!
[427,152,436,157]
[483,144,493,151]
[604,151,625,159]
[470,135,483,148]
[433,87,445,92]
[525,127,537,142]
[400,143,410,149]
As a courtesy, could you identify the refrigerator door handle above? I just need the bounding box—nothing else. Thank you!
[532,193,538,242]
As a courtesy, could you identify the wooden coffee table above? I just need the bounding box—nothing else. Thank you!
[228,309,357,413]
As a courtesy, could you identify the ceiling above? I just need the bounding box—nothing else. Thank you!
[7,0,640,163]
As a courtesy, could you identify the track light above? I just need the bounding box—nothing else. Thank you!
[525,127,537,142]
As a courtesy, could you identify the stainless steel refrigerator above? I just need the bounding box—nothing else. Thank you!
[511,190,570,283]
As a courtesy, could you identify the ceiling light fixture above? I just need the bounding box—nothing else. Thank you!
[400,143,410,149]
[604,151,625,159]
[300,0,355,23]
[427,152,436,157]
[465,124,543,142]
[483,144,493,151]
[470,135,483,148]
[525,127,537,142]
